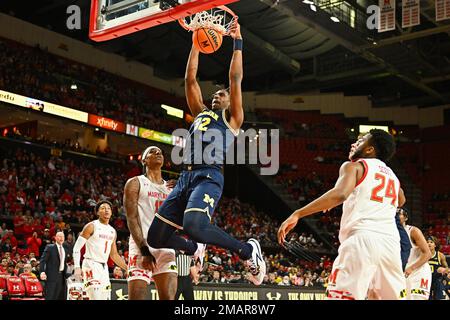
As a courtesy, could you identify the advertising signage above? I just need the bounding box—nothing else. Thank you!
[1,89,184,146]
[88,114,125,133]
[138,127,173,145]
[110,281,326,301]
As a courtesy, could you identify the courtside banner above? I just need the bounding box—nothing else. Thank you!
[88,114,126,133]
[402,0,420,28]
[436,0,450,21]
[138,127,173,145]
[111,280,326,300]
[379,0,396,32]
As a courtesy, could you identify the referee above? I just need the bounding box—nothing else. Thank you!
[175,251,197,300]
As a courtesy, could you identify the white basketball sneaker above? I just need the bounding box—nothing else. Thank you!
[193,242,207,272]
[246,238,266,285]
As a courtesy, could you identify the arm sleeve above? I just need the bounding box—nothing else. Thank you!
[73,236,87,268]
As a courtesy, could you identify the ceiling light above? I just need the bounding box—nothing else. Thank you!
[331,16,340,22]
[71,84,78,90]
[303,0,314,4]
[310,4,317,11]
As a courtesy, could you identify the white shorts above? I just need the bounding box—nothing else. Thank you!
[82,258,111,298]
[326,232,407,300]
[127,238,177,284]
[406,264,432,300]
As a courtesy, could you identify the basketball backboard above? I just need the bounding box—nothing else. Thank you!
[89,0,239,42]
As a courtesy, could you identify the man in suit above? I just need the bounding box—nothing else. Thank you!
[39,231,70,300]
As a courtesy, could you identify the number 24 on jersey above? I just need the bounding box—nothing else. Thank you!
[370,173,397,205]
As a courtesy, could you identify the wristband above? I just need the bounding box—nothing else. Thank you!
[140,246,151,256]
[234,38,243,51]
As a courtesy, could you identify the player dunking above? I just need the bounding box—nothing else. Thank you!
[123,146,178,300]
[148,23,266,285]
[397,207,432,300]
[278,129,407,300]
[73,200,127,300]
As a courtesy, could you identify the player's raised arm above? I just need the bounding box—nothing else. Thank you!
[228,22,244,131]
[278,161,361,245]
[185,45,205,117]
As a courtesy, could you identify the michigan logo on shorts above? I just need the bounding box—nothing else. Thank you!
[203,194,215,208]
[169,264,178,271]
[399,288,407,299]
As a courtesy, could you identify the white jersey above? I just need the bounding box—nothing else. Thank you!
[84,220,116,263]
[340,158,401,243]
[132,175,171,243]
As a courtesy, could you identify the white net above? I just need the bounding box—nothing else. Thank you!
[181,7,237,35]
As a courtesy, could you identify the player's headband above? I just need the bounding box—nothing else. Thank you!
[141,146,160,165]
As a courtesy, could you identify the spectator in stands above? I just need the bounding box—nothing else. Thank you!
[26,231,42,257]
[6,263,15,276]
[1,238,13,253]
[40,228,53,254]
[0,223,7,238]
[113,266,125,279]
[30,257,39,274]
[0,257,8,272]
[20,263,37,278]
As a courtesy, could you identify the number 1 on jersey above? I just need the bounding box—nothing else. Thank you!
[370,173,397,205]
[155,200,164,213]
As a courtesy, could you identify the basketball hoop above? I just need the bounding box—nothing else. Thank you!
[178,5,237,36]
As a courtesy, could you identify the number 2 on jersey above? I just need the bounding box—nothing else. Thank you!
[370,173,397,205]
[193,117,211,132]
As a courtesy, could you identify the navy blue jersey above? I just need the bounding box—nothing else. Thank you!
[429,251,444,279]
[429,251,446,300]
[184,108,238,169]
[395,215,412,271]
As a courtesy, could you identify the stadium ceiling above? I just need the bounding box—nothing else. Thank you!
[1,0,450,108]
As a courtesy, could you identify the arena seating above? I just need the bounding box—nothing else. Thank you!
[0,37,185,134]
[259,109,450,253]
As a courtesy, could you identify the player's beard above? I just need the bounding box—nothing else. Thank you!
[349,147,363,161]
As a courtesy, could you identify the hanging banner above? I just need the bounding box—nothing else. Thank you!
[436,0,450,21]
[379,0,396,32]
[402,0,420,28]
[126,124,139,136]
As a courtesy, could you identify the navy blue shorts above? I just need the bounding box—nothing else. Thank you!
[157,166,224,229]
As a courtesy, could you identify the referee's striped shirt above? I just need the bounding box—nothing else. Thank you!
[176,252,193,277]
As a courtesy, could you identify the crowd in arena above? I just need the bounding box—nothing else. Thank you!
[0,144,331,291]
[1,34,449,300]
[0,38,183,134]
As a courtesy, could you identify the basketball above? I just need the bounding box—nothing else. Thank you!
[193,28,223,54]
